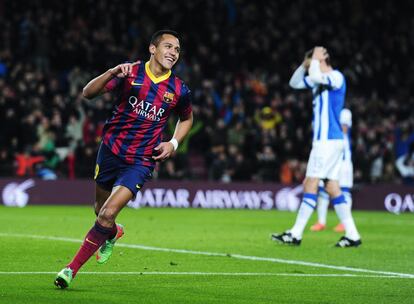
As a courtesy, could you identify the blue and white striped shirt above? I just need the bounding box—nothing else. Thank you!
[289,60,346,142]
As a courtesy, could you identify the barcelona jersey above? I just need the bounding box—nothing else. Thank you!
[102,60,192,167]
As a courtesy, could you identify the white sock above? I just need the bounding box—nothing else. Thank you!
[343,190,353,209]
[290,193,317,239]
[333,195,360,240]
[317,191,329,225]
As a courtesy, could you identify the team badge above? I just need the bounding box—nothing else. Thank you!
[163,92,174,103]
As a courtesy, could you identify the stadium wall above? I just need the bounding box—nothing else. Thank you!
[0,178,413,214]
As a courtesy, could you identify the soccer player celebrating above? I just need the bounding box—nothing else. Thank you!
[271,47,361,247]
[310,108,353,233]
[55,30,193,288]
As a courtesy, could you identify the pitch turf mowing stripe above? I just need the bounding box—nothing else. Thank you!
[1,232,414,279]
[0,272,411,279]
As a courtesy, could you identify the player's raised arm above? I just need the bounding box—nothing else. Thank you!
[82,62,138,99]
[289,65,307,89]
[289,49,313,89]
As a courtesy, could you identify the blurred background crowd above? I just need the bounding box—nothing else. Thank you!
[1,0,414,185]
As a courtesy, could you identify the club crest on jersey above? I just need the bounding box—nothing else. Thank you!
[163,92,174,103]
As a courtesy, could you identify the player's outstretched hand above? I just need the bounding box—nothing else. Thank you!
[109,61,139,78]
[152,142,175,162]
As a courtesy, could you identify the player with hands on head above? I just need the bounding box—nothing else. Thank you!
[271,46,361,248]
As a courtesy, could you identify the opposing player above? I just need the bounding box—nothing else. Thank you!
[310,108,353,233]
[55,30,193,288]
[271,47,361,247]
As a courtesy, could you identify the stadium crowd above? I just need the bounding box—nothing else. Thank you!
[0,0,413,184]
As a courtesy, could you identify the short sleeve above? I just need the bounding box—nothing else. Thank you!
[174,84,192,119]
[326,71,344,90]
[104,77,124,93]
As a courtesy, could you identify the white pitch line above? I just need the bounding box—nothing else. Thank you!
[1,232,413,279]
[0,271,409,279]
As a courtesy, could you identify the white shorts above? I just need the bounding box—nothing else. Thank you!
[318,159,353,189]
[306,140,344,180]
[338,159,353,188]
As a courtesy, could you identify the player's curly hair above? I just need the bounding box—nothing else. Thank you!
[150,29,180,46]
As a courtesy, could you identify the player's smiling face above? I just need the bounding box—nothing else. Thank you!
[152,34,180,70]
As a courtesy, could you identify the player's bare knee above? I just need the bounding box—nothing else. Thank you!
[94,202,100,216]
[97,207,117,226]
[325,180,341,197]
[303,177,319,193]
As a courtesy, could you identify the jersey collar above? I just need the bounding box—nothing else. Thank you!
[145,61,171,84]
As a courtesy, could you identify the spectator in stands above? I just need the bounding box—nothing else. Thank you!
[0,1,413,184]
[396,142,414,185]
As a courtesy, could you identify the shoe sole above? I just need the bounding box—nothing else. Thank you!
[271,235,281,243]
[115,228,124,240]
[335,240,362,248]
[335,244,361,248]
[270,235,301,246]
[54,277,69,289]
[96,251,111,264]
[310,224,326,232]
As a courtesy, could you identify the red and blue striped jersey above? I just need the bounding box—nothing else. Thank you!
[102,60,192,167]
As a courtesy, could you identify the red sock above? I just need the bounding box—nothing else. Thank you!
[67,221,116,277]
[108,224,117,240]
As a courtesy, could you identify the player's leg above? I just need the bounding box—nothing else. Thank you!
[56,186,132,287]
[334,161,353,232]
[95,185,130,264]
[94,184,124,249]
[325,180,361,247]
[315,140,360,247]
[55,144,125,288]
[95,183,111,216]
[96,165,152,264]
[54,186,130,289]
[289,177,319,238]
[271,177,319,245]
[342,188,352,209]
[272,145,322,245]
[93,143,118,216]
[92,149,125,263]
[333,187,351,233]
[310,182,328,231]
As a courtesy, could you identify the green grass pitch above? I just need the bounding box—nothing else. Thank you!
[0,205,413,304]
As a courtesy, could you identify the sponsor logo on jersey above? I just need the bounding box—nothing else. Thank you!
[128,96,165,121]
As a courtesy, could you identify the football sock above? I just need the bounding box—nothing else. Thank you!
[341,188,353,209]
[67,221,117,277]
[108,223,118,240]
[290,193,317,239]
[317,189,329,225]
[332,195,360,241]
